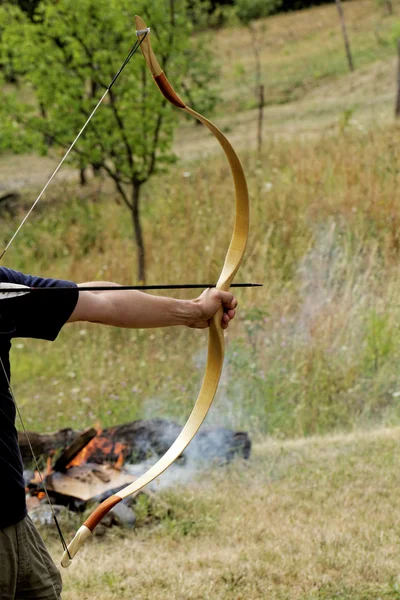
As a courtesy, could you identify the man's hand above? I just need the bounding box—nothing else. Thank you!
[189,288,237,330]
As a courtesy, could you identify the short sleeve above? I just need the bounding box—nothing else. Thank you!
[0,267,79,341]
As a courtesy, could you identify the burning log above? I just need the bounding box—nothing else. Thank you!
[53,427,97,472]
[67,431,126,468]
[22,419,251,525]
[73,419,251,466]
[19,419,251,470]
[18,427,79,465]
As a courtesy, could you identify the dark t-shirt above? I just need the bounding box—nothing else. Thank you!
[0,267,79,529]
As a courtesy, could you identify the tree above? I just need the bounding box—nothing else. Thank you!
[233,0,282,156]
[0,0,219,282]
[377,0,393,16]
[334,0,355,72]
[396,38,400,119]
[234,0,282,22]
[10,0,41,20]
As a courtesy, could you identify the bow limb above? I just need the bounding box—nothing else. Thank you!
[60,16,249,568]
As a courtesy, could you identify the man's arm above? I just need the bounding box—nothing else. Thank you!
[67,282,237,330]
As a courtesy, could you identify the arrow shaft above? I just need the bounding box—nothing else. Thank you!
[0,283,261,294]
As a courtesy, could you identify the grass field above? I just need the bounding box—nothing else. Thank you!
[43,426,400,599]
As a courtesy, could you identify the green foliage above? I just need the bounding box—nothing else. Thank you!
[363,309,395,375]
[234,0,283,24]
[3,0,41,20]
[0,0,220,279]
[0,80,44,152]
[0,0,219,181]
[392,22,400,42]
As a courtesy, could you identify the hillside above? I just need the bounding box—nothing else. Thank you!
[178,0,398,155]
[1,0,398,187]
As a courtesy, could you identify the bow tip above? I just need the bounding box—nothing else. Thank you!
[135,15,148,33]
[60,553,72,569]
[60,525,92,568]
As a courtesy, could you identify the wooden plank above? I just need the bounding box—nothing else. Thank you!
[45,464,135,502]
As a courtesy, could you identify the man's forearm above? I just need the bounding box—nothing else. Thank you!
[99,290,199,328]
[72,282,201,328]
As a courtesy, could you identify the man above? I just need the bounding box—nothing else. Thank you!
[0,266,237,599]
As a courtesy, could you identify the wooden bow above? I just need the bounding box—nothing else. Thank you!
[60,15,249,568]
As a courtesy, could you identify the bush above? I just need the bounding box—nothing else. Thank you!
[235,0,283,23]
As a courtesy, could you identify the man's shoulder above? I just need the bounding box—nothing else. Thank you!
[0,267,27,284]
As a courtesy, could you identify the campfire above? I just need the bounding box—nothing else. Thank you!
[21,419,251,528]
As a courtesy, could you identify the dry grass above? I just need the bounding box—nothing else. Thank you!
[42,426,400,599]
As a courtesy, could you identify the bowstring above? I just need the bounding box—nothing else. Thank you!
[0,353,71,556]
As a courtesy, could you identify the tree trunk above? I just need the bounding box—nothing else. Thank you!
[132,182,146,283]
[257,84,264,156]
[80,167,87,186]
[396,39,400,119]
[40,102,53,148]
[384,0,393,16]
[248,22,264,155]
[92,164,102,177]
[335,0,355,72]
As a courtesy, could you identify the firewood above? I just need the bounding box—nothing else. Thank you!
[53,427,97,472]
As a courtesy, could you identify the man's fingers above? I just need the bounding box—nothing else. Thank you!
[217,290,237,309]
[221,308,236,329]
[218,291,237,329]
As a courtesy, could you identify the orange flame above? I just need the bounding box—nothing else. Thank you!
[115,451,125,470]
[68,431,126,468]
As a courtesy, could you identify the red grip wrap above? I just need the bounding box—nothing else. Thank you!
[84,494,121,531]
[154,72,186,108]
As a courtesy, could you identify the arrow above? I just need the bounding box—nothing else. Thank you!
[0,282,262,299]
